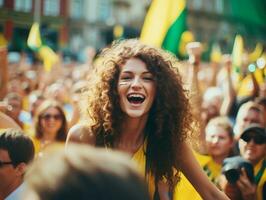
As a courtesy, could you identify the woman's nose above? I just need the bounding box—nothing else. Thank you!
[211,137,219,143]
[131,77,142,89]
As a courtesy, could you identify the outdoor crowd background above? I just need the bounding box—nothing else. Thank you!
[0,0,265,200]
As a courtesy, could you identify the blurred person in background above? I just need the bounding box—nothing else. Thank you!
[28,91,46,118]
[45,81,80,128]
[238,124,266,200]
[2,93,31,129]
[234,101,265,139]
[203,116,235,186]
[220,124,266,200]
[186,44,235,154]
[24,144,150,200]
[32,100,67,154]
[0,129,34,200]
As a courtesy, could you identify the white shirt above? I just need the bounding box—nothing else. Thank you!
[5,183,25,200]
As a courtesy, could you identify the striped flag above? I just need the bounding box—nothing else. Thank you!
[27,23,58,72]
[140,0,187,57]
[27,23,42,51]
[232,34,244,74]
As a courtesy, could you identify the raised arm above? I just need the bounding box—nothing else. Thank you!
[0,47,8,99]
[179,142,230,200]
[220,54,236,116]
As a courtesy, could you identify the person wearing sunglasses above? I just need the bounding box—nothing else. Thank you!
[32,100,67,154]
[0,128,35,200]
[237,124,266,200]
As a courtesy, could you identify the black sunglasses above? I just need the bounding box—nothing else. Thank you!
[0,160,13,167]
[41,114,62,121]
[241,133,266,144]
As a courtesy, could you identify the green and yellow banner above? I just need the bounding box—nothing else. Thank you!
[140,0,188,57]
[27,23,58,72]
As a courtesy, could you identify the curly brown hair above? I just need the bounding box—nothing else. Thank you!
[35,100,67,142]
[82,39,193,190]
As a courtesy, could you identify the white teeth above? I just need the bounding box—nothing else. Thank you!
[128,94,145,98]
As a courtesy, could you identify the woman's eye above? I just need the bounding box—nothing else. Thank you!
[143,76,154,81]
[121,76,132,80]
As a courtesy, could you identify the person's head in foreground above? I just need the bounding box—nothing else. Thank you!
[24,144,150,200]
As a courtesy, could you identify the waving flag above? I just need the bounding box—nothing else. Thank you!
[140,0,187,57]
[27,23,58,72]
[27,23,42,51]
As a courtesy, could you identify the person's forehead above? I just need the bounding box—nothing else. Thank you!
[206,125,228,135]
[239,108,262,120]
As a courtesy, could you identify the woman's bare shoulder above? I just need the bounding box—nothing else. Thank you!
[66,123,96,146]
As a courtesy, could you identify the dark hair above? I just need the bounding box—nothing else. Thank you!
[0,129,35,166]
[26,144,150,200]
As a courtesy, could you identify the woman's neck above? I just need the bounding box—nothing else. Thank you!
[116,116,147,154]
[41,131,57,142]
[212,154,227,165]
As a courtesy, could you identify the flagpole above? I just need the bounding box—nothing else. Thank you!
[34,0,41,23]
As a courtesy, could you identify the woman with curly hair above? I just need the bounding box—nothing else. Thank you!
[33,99,67,153]
[67,39,229,200]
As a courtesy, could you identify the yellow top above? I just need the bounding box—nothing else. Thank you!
[31,137,65,156]
[174,151,209,200]
[131,140,155,199]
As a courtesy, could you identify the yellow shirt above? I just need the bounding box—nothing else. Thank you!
[31,137,65,156]
[131,140,155,199]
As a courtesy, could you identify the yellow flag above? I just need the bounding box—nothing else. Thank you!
[231,34,245,90]
[39,46,58,72]
[27,23,42,50]
[249,43,263,62]
[232,35,244,74]
[0,33,7,47]
[140,0,186,56]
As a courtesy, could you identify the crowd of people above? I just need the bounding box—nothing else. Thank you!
[0,38,265,200]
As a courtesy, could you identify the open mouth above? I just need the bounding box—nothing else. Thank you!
[127,94,145,104]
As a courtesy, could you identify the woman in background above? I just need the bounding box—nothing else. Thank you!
[33,99,67,153]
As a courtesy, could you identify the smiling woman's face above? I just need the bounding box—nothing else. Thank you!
[117,58,156,119]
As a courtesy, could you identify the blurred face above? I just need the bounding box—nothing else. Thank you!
[205,125,234,158]
[0,149,16,190]
[40,107,63,135]
[201,102,220,124]
[118,58,156,119]
[30,98,45,117]
[5,99,22,119]
[235,108,264,137]
[239,133,266,165]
